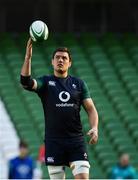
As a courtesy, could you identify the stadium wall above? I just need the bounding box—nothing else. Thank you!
[0,0,138,33]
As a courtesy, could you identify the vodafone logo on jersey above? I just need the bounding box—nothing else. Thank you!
[56,91,74,107]
[59,91,70,102]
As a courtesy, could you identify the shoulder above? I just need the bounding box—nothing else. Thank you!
[69,75,82,81]
[109,165,120,178]
[9,157,19,164]
[128,165,136,172]
[26,156,34,162]
[35,75,54,86]
[37,75,53,81]
[22,156,34,165]
[69,75,84,84]
[111,165,120,172]
[68,76,85,91]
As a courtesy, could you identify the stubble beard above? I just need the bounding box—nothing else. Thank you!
[57,69,66,74]
[56,68,67,74]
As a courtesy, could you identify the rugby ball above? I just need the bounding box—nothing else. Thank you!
[29,20,49,42]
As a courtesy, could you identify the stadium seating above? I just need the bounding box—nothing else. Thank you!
[0,32,138,178]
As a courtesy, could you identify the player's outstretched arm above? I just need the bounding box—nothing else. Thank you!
[83,98,98,144]
[20,38,37,90]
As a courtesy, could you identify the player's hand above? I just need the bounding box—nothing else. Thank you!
[87,128,98,144]
[25,38,32,60]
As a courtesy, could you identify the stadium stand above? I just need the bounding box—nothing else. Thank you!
[0,32,138,178]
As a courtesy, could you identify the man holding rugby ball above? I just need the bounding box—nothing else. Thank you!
[20,38,98,179]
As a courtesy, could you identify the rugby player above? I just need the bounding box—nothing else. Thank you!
[20,38,98,179]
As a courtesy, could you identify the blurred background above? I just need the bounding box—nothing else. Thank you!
[0,0,138,179]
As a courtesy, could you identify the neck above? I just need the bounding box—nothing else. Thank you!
[54,71,68,78]
[19,154,26,159]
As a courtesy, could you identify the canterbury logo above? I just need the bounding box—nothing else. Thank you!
[59,91,70,102]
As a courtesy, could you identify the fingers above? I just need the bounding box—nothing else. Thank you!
[87,129,93,136]
[26,38,32,52]
[89,134,98,144]
[25,38,32,59]
[87,128,98,144]
[27,38,32,46]
[27,38,32,49]
[87,128,98,136]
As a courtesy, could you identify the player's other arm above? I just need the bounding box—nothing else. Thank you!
[81,80,98,144]
[20,38,37,90]
[83,98,98,144]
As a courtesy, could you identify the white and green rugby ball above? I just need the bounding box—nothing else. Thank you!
[29,20,49,42]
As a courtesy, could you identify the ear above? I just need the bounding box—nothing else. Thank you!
[51,59,54,66]
[69,61,72,68]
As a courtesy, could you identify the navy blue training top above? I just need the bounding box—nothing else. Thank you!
[32,75,91,138]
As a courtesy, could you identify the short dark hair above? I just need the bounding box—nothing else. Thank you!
[52,47,72,61]
[19,140,28,148]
